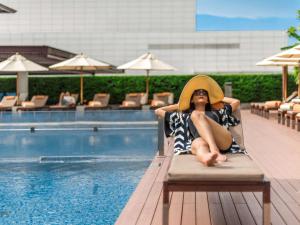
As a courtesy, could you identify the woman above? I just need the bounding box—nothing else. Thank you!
[155,75,243,166]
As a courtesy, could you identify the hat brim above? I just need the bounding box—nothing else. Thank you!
[178,75,224,111]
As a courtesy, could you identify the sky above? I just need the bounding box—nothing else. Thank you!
[197,0,299,19]
[196,0,300,35]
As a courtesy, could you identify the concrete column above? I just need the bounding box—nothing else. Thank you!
[17,72,28,102]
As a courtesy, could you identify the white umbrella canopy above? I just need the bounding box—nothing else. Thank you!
[256,54,299,100]
[50,53,112,104]
[270,48,300,97]
[117,52,176,95]
[0,53,48,72]
[0,53,48,102]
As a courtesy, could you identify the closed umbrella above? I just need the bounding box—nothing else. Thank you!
[49,53,111,104]
[0,53,48,103]
[117,52,176,96]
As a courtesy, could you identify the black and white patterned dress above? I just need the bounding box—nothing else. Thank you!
[164,104,244,155]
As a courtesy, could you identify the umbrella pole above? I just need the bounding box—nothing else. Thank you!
[80,72,84,105]
[146,70,150,96]
[16,73,19,105]
[298,69,300,97]
[282,66,288,101]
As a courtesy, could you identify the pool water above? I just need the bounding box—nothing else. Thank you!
[0,123,157,224]
[0,161,148,225]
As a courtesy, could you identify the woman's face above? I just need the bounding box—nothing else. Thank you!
[191,89,209,105]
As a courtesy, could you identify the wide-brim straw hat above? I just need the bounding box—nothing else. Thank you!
[178,75,224,111]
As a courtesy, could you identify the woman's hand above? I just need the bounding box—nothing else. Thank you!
[222,97,240,112]
[154,103,179,118]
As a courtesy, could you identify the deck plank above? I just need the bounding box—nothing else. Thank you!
[181,192,196,225]
[195,192,211,225]
[115,111,300,225]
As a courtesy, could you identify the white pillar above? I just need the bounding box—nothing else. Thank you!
[17,72,28,101]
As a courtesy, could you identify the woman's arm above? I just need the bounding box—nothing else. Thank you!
[222,97,240,112]
[154,103,179,118]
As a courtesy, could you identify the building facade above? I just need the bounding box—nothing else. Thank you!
[0,0,288,74]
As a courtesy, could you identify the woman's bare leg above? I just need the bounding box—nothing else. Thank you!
[191,111,232,162]
[191,138,218,166]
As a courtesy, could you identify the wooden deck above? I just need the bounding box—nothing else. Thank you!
[115,110,300,225]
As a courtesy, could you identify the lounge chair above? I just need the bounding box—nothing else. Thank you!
[150,92,174,109]
[296,113,300,132]
[49,93,79,110]
[85,93,110,110]
[0,96,17,111]
[284,102,300,129]
[162,108,270,225]
[16,95,48,111]
[119,93,148,110]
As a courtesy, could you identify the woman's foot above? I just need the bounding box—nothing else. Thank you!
[200,152,218,166]
[216,153,227,162]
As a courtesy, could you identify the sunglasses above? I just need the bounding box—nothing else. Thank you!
[193,89,208,96]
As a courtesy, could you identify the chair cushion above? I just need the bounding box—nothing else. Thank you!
[122,100,137,107]
[280,103,293,111]
[88,101,102,107]
[291,98,300,104]
[264,100,281,109]
[151,99,166,107]
[21,101,35,107]
[167,154,264,182]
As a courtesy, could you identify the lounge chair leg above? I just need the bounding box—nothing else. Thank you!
[277,113,281,124]
[282,116,286,125]
[265,110,269,119]
[286,117,290,127]
[292,120,296,129]
[263,182,271,225]
[163,182,169,225]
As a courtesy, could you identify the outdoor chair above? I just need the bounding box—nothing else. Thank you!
[49,93,79,110]
[284,103,300,129]
[296,113,300,132]
[85,93,110,110]
[119,93,148,110]
[0,96,17,111]
[150,92,174,109]
[162,107,271,225]
[17,95,48,111]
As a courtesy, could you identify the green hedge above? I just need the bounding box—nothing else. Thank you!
[0,74,297,104]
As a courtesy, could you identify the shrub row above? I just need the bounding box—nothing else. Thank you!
[0,74,297,104]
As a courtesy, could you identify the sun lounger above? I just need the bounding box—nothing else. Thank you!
[296,113,300,132]
[85,93,110,110]
[162,108,270,225]
[150,92,174,109]
[16,95,48,111]
[49,93,79,110]
[284,103,300,129]
[119,93,148,110]
[0,96,17,111]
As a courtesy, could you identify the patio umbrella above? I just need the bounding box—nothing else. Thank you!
[0,52,48,103]
[117,52,176,96]
[270,46,300,97]
[49,53,111,104]
[256,56,299,100]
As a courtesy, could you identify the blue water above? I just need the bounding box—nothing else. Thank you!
[0,161,149,225]
[0,111,157,225]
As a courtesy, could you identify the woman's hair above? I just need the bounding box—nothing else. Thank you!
[185,89,212,113]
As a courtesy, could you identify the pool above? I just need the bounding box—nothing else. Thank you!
[0,111,157,225]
